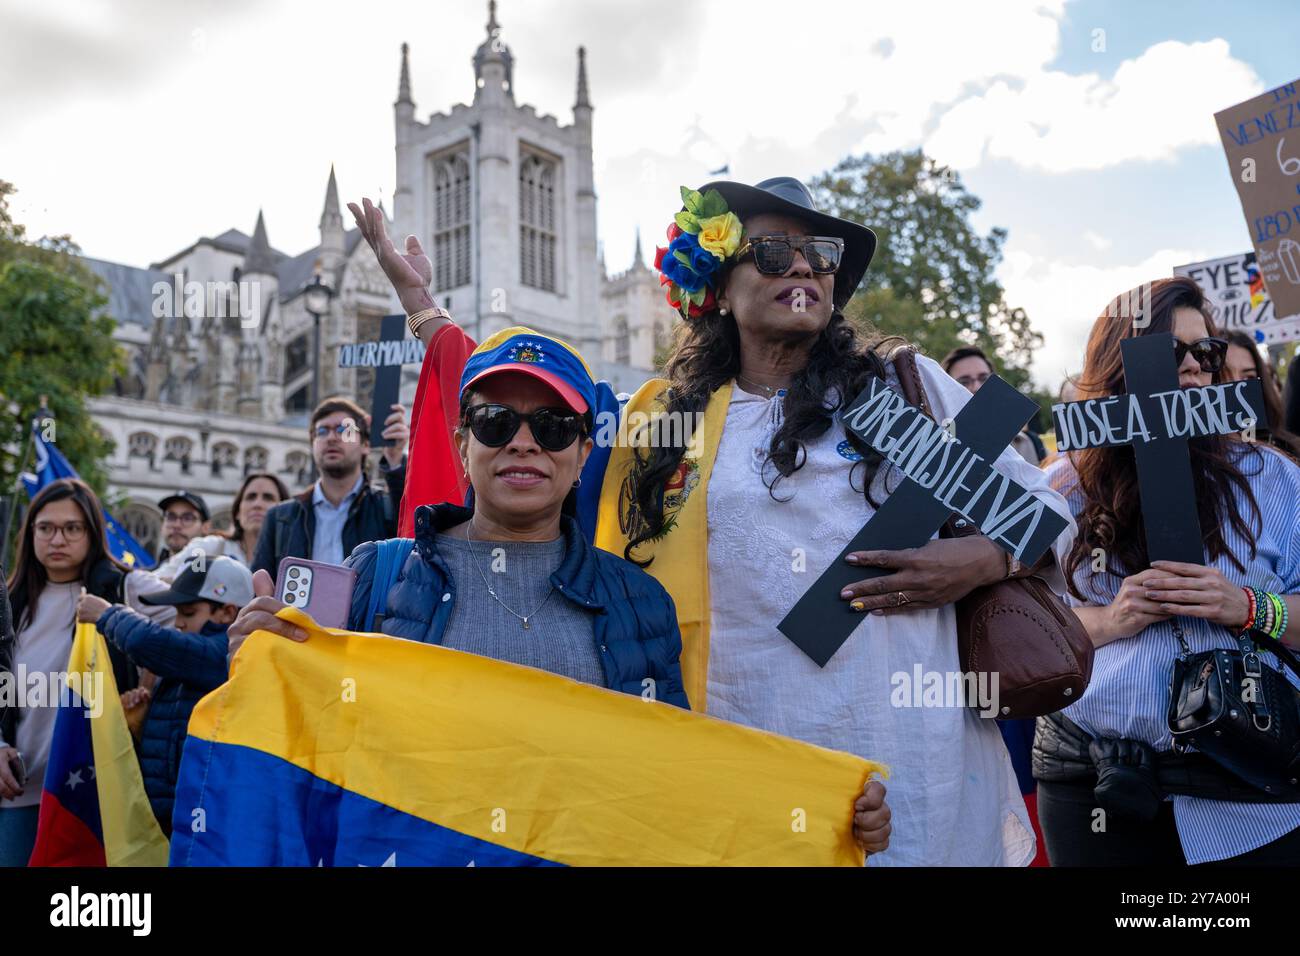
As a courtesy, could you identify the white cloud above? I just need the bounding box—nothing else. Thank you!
[926,39,1263,173]
[999,242,1211,391]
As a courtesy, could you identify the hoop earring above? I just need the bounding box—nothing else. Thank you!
[572,477,582,488]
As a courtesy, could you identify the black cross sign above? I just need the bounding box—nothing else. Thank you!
[1050,332,1268,565]
[337,314,426,447]
[778,374,1070,667]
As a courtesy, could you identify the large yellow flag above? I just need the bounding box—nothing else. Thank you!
[171,608,882,866]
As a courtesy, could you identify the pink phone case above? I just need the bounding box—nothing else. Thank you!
[275,558,357,630]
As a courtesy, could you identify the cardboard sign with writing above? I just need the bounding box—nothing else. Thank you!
[1216,78,1300,321]
[1051,333,1268,565]
[337,314,424,447]
[1174,251,1300,343]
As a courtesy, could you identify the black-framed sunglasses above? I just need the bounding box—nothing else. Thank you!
[464,404,586,452]
[1174,336,1228,373]
[736,235,844,275]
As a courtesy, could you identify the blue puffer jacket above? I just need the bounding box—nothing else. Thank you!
[97,606,229,833]
[346,503,690,709]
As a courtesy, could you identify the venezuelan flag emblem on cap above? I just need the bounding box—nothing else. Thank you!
[460,326,596,414]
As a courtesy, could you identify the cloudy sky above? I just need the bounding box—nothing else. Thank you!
[1,0,1294,388]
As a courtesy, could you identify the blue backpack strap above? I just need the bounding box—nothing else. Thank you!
[365,537,415,632]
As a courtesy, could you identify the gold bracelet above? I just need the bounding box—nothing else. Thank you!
[407,306,451,337]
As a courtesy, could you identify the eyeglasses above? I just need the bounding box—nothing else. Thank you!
[1174,337,1228,373]
[313,421,361,440]
[163,511,201,526]
[34,521,87,542]
[464,404,586,452]
[736,235,843,275]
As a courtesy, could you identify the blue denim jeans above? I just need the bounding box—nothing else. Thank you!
[0,805,40,867]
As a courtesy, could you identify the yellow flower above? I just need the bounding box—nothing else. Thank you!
[695,212,743,260]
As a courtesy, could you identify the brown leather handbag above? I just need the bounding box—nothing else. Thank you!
[890,346,1094,719]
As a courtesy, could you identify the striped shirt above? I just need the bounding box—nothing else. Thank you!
[1047,443,1300,864]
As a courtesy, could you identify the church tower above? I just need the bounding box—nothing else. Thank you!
[392,2,601,360]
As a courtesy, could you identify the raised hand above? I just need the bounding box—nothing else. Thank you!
[346,196,434,314]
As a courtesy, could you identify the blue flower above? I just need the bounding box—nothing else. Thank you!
[662,234,707,292]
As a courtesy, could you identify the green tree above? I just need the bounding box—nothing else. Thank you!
[0,180,122,507]
[810,151,1046,405]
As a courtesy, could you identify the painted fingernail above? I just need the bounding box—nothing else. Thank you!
[840,588,854,599]
[845,554,859,565]
[850,600,866,612]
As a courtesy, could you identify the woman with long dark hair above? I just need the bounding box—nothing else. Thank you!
[157,472,289,578]
[1222,330,1300,459]
[586,177,1075,865]
[0,479,140,865]
[1035,276,1300,865]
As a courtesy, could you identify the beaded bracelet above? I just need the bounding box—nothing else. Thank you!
[1244,586,1288,641]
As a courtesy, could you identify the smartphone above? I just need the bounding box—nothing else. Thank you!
[275,558,357,630]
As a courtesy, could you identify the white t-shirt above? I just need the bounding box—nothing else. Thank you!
[704,354,1076,866]
[3,581,79,809]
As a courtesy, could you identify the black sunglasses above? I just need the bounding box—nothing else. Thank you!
[736,235,843,275]
[464,404,586,452]
[1173,336,1228,373]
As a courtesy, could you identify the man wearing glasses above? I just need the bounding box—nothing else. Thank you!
[157,491,211,566]
[251,397,408,576]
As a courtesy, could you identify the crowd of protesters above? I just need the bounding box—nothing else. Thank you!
[2,174,1300,868]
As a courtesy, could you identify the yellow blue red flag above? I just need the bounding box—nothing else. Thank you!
[29,623,170,866]
[170,608,881,866]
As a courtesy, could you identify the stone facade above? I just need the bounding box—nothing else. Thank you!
[86,1,675,552]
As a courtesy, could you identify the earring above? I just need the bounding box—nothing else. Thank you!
[719,306,729,316]
[572,477,582,489]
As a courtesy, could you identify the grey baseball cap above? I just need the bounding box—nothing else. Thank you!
[140,551,254,607]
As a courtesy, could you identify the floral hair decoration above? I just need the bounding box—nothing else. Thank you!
[653,186,744,319]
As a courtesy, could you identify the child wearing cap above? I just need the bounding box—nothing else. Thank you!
[75,550,253,833]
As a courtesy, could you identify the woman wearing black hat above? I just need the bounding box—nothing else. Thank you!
[595,177,1076,866]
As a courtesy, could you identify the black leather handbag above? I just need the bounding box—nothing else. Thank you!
[1167,620,1300,800]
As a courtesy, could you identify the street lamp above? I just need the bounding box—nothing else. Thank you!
[303,268,335,413]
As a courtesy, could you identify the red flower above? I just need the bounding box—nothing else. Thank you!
[665,284,717,317]
[667,223,682,242]
[654,245,667,272]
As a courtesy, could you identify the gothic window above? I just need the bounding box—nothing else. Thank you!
[519,151,558,292]
[128,432,158,465]
[163,436,193,474]
[244,446,269,475]
[285,451,311,486]
[353,311,384,409]
[211,441,238,478]
[284,333,310,383]
[285,385,310,413]
[613,315,630,365]
[119,504,161,558]
[432,150,471,292]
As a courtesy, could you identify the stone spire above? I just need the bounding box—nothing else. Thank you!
[575,45,591,110]
[632,226,643,269]
[243,210,276,277]
[319,165,345,274]
[320,164,342,233]
[396,41,412,106]
[473,0,513,98]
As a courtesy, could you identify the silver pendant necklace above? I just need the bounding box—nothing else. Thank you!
[466,518,556,630]
[737,373,788,398]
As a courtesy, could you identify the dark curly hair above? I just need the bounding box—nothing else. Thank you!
[621,296,904,564]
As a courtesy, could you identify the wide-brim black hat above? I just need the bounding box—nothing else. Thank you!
[696,176,877,310]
